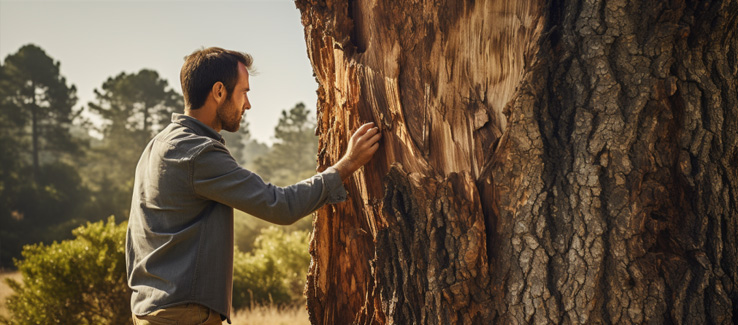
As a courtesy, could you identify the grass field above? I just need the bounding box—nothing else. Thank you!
[231,305,310,325]
[0,271,309,324]
[0,271,22,320]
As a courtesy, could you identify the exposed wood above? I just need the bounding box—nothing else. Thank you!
[295,0,738,323]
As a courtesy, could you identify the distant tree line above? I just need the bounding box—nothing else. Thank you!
[0,43,319,268]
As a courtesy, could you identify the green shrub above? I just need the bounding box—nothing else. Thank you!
[232,226,311,309]
[2,218,312,323]
[2,216,130,325]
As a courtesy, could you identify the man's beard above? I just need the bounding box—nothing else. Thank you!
[216,98,242,132]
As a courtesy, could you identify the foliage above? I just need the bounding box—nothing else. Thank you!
[241,138,270,167]
[86,69,182,222]
[0,44,80,177]
[2,218,311,323]
[235,102,319,251]
[0,44,90,268]
[232,227,311,309]
[1,217,130,325]
[0,161,93,268]
[89,69,181,137]
[0,45,185,266]
[234,210,314,253]
[252,102,318,186]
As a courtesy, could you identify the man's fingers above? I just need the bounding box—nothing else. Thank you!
[369,142,379,152]
[357,127,380,143]
[358,133,381,158]
[365,132,381,145]
[355,122,375,137]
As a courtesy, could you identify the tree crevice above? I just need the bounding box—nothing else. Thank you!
[347,0,367,53]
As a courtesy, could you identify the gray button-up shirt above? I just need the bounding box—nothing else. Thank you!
[126,113,347,322]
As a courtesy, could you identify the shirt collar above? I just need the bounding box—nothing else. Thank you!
[171,113,225,144]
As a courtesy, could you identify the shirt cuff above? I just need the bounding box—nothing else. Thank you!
[322,167,348,204]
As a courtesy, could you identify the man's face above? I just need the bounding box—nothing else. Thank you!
[216,62,251,132]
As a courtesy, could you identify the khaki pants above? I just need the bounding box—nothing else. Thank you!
[132,303,223,325]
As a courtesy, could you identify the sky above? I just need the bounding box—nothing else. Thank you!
[0,0,318,144]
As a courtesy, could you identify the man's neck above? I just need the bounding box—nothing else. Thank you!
[185,107,221,132]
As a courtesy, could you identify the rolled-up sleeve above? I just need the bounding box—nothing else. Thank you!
[192,143,347,225]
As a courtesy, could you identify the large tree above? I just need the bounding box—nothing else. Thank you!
[253,102,319,185]
[295,0,737,323]
[0,45,89,268]
[87,69,182,221]
[0,44,79,179]
[89,69,181,140]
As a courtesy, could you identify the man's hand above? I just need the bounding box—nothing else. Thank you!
[334,122,382,180]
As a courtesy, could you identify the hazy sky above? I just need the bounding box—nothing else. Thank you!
[0,0,318,144]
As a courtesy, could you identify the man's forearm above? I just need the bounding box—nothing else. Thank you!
[333,158,358,181]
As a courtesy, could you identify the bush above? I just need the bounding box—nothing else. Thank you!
[1,216,130,325]
[0,162,94,268]
[232,226,311,309]
[1,218,312,323]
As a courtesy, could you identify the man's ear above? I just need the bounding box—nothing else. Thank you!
[211,81,226,104]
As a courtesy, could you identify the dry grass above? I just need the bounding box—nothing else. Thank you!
[230,305,310,325]
[0,271,22,319]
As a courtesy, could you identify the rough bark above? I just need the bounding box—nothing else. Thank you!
[295,0,738,323]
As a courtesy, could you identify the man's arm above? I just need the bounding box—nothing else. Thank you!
[192,122,381,225]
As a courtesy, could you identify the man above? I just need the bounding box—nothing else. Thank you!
[126,47,381,324]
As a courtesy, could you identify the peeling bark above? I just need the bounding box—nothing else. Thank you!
[295,0,738,323]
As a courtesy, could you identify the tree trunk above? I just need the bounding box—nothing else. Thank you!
[31,84,40,181]
[295,0,738,323]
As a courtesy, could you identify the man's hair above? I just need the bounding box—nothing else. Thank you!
[180,47,254,110]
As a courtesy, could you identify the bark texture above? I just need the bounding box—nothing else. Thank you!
[295,0,738,323]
